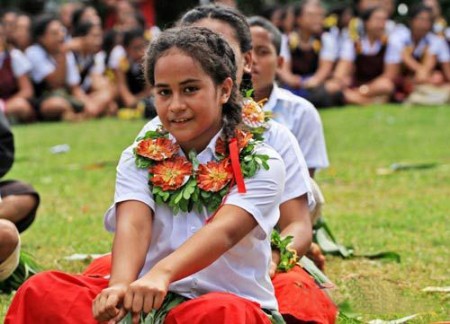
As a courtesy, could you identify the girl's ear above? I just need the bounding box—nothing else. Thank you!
[243,50,253,74]
[220,77,234,104]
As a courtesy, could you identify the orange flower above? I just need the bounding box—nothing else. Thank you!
[242,97,265,128]
[136,138,179,161]
[197,158,233,192]
[150,157,192,191]
[215,129,253,156]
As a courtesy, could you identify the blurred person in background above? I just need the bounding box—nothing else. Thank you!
[277,0,338,107]
[0,9,18,46]
[329,6,401,105]
[0,22,35,122]
[11,13,31,52]
[67,21,117,117]
[26,15,96,121]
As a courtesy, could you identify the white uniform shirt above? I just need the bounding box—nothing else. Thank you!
[339,35,402,64]
[264,84,329,172]
[104,123,285,311]
[108,45,126,70]
[25,44,80,86]
[391,29,441,60]
[0,49,31,77]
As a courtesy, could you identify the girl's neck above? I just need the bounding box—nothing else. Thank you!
[367,32,379,44]
[299,29,312,42]
[254,84,274,103]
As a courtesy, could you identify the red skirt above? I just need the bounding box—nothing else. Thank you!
[6,255,337,324]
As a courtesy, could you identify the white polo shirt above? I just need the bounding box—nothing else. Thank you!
[25,44,80,86]
[264,84,329,172]
[0,49,31,77]
[104,123,285,311]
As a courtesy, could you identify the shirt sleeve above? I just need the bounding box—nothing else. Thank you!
[92,52,106,74]
[25,45,55,83]
[108,45,126,69]
[430,36,450,62]
[339,37,356,61]
[10,49,31,77]
[66,52,81,86]
[320,32,338,61]
[385,39,403,64]
[225,144,285,240]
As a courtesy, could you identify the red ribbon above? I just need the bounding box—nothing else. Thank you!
[228,138,246,193]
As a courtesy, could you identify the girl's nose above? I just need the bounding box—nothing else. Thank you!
[168,93,186,112]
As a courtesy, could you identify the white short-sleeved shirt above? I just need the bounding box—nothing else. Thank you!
[142,116,315,208]
[108,45,126,70]
[75,52,106,91]
[264,84,329,172]
[25,44,80,86]
[391,29,441,60]
[104,124,285,311]
[431,36,450,63]
[0,49,31,77]
[339,35,402,64]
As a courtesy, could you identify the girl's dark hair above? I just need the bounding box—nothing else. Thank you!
[409,4,433,21]
[145,26,241,144]
[360,6,383,22]
[179,4,252,54]
[71,6,98,29]
[31,14,59,43]
[247,16,282,55]
[123,28,144,48]
[73,21,96,38]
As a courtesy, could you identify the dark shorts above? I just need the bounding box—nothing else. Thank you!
[0,180,40,233]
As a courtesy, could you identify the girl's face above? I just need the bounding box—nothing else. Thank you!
[411,11,433,38]
[298,4,324,35]
[39,20,65,53]
[126,36,147,62]
[0,25,5,50]
[84,25,103,53]
[13,15,31,50]
[191,18,252,87]
[366,9,388,38]
[153,48,232,153]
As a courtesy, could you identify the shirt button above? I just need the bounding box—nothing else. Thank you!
[193,278,198,286]
[190,226,197,233]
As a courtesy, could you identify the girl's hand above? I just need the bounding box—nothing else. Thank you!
[123,270,170,323]
[92,283,128,323]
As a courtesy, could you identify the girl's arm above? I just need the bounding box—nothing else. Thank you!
[44,48,68,89]
[9,74,33,100]
[270,194,311,277]
[304,59,334,89]
[93,200,153,322]
[123,204,258,317]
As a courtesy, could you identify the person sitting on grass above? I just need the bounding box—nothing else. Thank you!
[0,111,40,289]
[0,22,35,123]
[6,26,287,324]
[327,6,402,105]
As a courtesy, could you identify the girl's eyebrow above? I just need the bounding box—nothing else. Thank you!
[155,79,201,87]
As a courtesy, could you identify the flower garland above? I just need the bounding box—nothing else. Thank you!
[134,122,270,214]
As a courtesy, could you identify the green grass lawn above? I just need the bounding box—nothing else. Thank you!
[1,105,449,322]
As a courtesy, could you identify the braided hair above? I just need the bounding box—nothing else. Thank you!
[178,4,254,94]
[144,26,242,145]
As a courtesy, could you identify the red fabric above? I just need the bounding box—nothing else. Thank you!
[82,254,112,277]
[5,271,108,324]
[165,292,271,324]
[272,266,337,324]
[229,139,246,193]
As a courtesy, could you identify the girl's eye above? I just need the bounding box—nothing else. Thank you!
[157,89,171,96]
[184,86,198,93]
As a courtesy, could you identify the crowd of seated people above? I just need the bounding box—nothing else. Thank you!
[0,0,158,123]
[1,0,450,125]
[264,0,450,107]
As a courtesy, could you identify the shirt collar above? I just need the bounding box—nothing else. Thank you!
[169,129,223,163]
[263,83,281,113]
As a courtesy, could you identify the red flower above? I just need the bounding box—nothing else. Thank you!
[136,138,179,161]
[197,158,233,192]
[215,129,253,156]
[150,157,192,191]
[242,97,265,127]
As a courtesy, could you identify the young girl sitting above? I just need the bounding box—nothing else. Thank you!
[6,26,286,324]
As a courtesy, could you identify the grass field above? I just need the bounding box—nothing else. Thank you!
[1,104,449,322]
